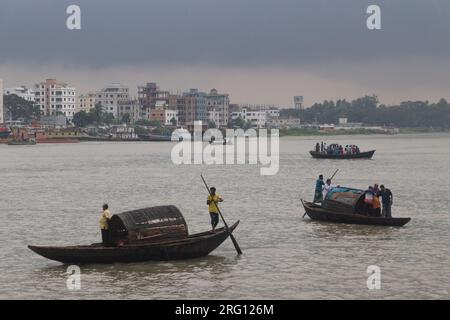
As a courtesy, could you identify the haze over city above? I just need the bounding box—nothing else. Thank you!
[1,0,450,106]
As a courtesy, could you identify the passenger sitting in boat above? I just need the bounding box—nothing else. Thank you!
[99,204,112,246]
[313,175,325,203]
[207,187,223,232]
[372,193,382,217]
[373,184,380,195]
[363,187,374,216]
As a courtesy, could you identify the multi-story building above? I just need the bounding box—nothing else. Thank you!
[138,82,174,120]
[177,95,196,126]
[4,86,35,102]
[206,88,229,128]
[34,79,77,120]
[231,107,268,129]
[95,83,130,118]
[0,79,3,124]
[77,92,97,113]
[183,89,208,123]
[117,99,141,123]
[231,105,280,129]
[150,107,179,126]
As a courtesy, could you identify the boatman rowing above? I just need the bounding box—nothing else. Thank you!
[207,187,223,232]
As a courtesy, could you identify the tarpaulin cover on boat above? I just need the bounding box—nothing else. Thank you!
[322,187,365,213]
[109,205,188,243]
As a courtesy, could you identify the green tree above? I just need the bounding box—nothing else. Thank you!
[121,113,131,124]
[72,111,92,127]
[88,103,104,124]
[228,116,245,128]
[170,117,177,126]
[208,120,217,129]
[3,94,41,122]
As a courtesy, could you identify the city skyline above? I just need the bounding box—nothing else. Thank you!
[2,0,450,106]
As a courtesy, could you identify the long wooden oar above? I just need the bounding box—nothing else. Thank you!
[303,169,340,218]
[329,169,339,181]
[201,174,242,255]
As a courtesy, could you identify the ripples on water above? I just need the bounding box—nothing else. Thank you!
[0,134,449,299]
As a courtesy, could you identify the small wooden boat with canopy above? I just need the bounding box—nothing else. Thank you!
[29,205,239,264]
[301,187,411,227]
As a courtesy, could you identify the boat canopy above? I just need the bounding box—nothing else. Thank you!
[109,205,188,244]
[322,187,365,213]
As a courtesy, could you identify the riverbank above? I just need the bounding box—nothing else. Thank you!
[279,127,450,137]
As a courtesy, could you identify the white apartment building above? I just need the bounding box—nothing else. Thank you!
[231,106,280,128]
[164,109,178,126]
[77,92,97,113]
[4,86,35,102]
[95,84,130,118]
[0,79,3,124]
[231,108,268,129]
[34,79,77,120]
[207,109,222,127]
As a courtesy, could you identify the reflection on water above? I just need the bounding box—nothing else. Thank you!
[1,134,450,299]
[305,220,402,241]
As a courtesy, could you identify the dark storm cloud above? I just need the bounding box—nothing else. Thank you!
[1,0,450,68]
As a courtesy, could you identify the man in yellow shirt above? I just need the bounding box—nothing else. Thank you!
[207,187,223,232]
[99,204,112,246]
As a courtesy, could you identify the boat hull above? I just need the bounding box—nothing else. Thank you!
[302,201,410,227]
[138,134,172,142]
[7,141,36,146]
[28,221,239,264]
[310,150,375,159]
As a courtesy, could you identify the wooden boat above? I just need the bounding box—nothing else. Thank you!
[7,139,37,146]
[301,187,411,227]
[138,133,173,142]
[28,206,239,264]
[209,138,232,145]
[310,150,375,159]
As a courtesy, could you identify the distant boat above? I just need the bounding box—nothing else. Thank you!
[310,150,375,159]
[301,187,410,227]
[138,133,172,142]
[28,206,240,264]
[209,138,232,145]
[7,139,37,146]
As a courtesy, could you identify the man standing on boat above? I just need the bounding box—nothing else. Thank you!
[99,204,112,246]
[207,187,223,232]
[314,175,325,203]
[323,179,336,200]
[379,185,393,218]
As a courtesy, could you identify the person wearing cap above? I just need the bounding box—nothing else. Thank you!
[207,187,223,232]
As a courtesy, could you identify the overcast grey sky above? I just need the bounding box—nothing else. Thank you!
[1,0,450,106]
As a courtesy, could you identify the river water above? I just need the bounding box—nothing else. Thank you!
[0,133,449,299]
